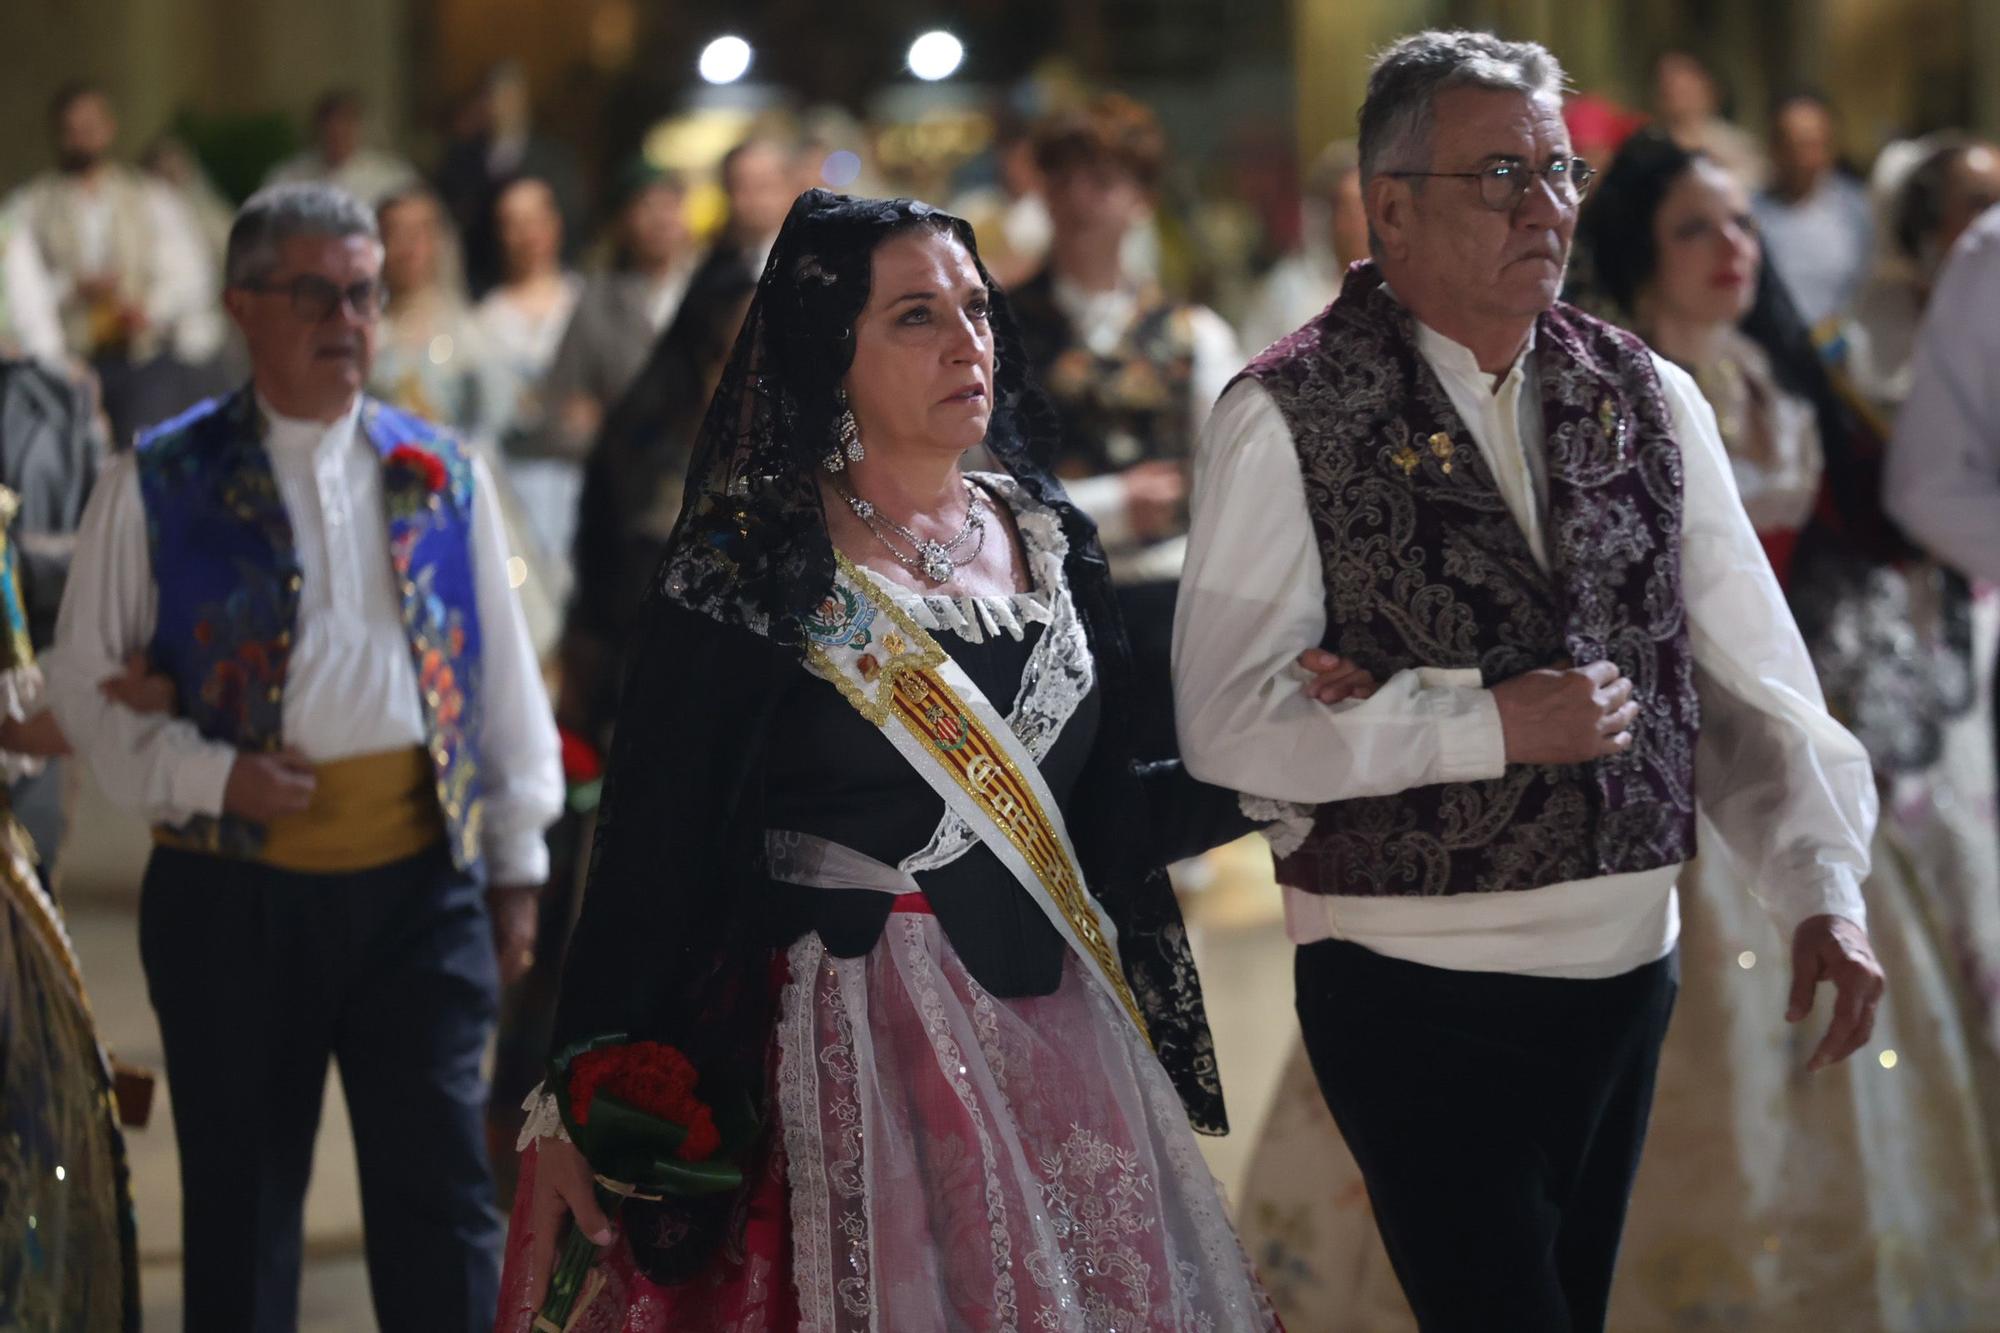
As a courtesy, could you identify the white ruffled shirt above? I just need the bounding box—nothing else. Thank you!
[1174,316,1877,978]
[48,396,563,885]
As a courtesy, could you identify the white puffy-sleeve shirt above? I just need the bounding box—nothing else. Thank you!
[1886,203,2000,585]
[1173,320,1876,978]
[48,397,563,885]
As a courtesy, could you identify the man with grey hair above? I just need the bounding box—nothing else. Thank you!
[48,181,561,1331]
[1176,30,1883,1327]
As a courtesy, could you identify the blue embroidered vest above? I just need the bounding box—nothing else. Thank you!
[134,389,487,870]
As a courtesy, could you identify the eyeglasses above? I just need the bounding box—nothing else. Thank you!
[1383,157,1597,212]
[238,275,384,322]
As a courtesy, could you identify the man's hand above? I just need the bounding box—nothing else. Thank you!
[490,884,540,987]
[1491,660,1637,764]
[221,749,317,821]
[1787,914,1887,1071]
[100,653,177,715]
[1296,648,1379,705]
[1122,460,1188,543]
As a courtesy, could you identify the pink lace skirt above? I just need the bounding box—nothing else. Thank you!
[497,906,1274,1332]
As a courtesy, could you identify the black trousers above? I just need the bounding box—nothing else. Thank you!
[1296,938,1678,1332]
[139,843,502,1333]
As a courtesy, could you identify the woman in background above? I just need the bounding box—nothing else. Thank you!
[475,176,584,595]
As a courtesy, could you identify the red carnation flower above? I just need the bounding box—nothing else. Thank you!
[559,727,603,783]
[565,1040,717,1162]
[386,444,448,494]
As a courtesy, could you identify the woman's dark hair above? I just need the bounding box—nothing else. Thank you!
[1578,127,1904,558]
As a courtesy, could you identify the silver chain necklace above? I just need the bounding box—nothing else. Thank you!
[836,477,987,584]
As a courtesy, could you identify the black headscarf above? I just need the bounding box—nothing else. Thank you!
[551,190,1238,1282]
[659,189,1077,635]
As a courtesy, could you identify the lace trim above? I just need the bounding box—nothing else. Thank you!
[1239,794,1316,860]
[899,477,1095,876]
[0,664,46,783]
[902,915,1023,1330]
[514,1083,571,1152]
[778,935,840,1333]
[1083,972,1273,1331]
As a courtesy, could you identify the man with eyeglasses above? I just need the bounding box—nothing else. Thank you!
[46,182,561,1332]
[1175,30,1881,1330]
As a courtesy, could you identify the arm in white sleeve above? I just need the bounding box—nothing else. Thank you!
[1657,354,1877,934]
[468,452,563,886]
[46,453,238,820]
[1185,305,1244,434]
[1172,378,1507,803]
[1885,219,2000,584]
[3,216,66,366]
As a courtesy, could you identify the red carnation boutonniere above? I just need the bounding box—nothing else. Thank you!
[386,443,448,495]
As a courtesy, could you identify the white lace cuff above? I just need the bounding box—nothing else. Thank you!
[515,1082,571,1152]
[0,664,46,783]
[1240,793,1316,859]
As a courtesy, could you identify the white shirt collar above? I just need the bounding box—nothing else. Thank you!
[1409,314,1537,396]
[257,393,363,458]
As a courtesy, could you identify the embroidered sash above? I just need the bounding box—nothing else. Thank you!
[801,554,1150,1043]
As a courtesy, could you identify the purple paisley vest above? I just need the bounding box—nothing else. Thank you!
[1237,262,1699,898]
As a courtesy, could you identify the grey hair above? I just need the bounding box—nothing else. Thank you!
[1357,30,1568,184]
[224,182,380,288]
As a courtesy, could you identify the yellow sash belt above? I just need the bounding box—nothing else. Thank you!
[154,747,444,874]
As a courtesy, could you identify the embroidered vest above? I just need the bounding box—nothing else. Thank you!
[1238,263,1699,898]
[1010,268,1200,480]
[134,390,487,871]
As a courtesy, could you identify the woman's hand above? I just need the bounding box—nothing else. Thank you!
[520,1135,615,1307]
[1296,648,1379,705]
[100,654,177,715]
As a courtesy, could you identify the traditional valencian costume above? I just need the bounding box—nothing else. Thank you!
[498,191,1278,1332]
[0,486,140,1333]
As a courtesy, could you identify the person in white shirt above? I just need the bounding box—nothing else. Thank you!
[475,177,583,586]
[1007,93,1242,759]
[265,88,421,207]
[1174,32,1882,1331]
[48,183,561,1332]
[1753,91,1874,329]
[8,82,221,445]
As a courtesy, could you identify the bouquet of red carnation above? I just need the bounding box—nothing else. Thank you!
[556,725,603,814]
[535,1035,757,1332]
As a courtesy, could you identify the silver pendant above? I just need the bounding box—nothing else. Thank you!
[920,543,953,583]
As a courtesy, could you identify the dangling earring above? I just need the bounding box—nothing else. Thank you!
[826,388,864,473]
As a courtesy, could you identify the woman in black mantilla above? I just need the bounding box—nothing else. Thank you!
[495,191,1289,1330]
